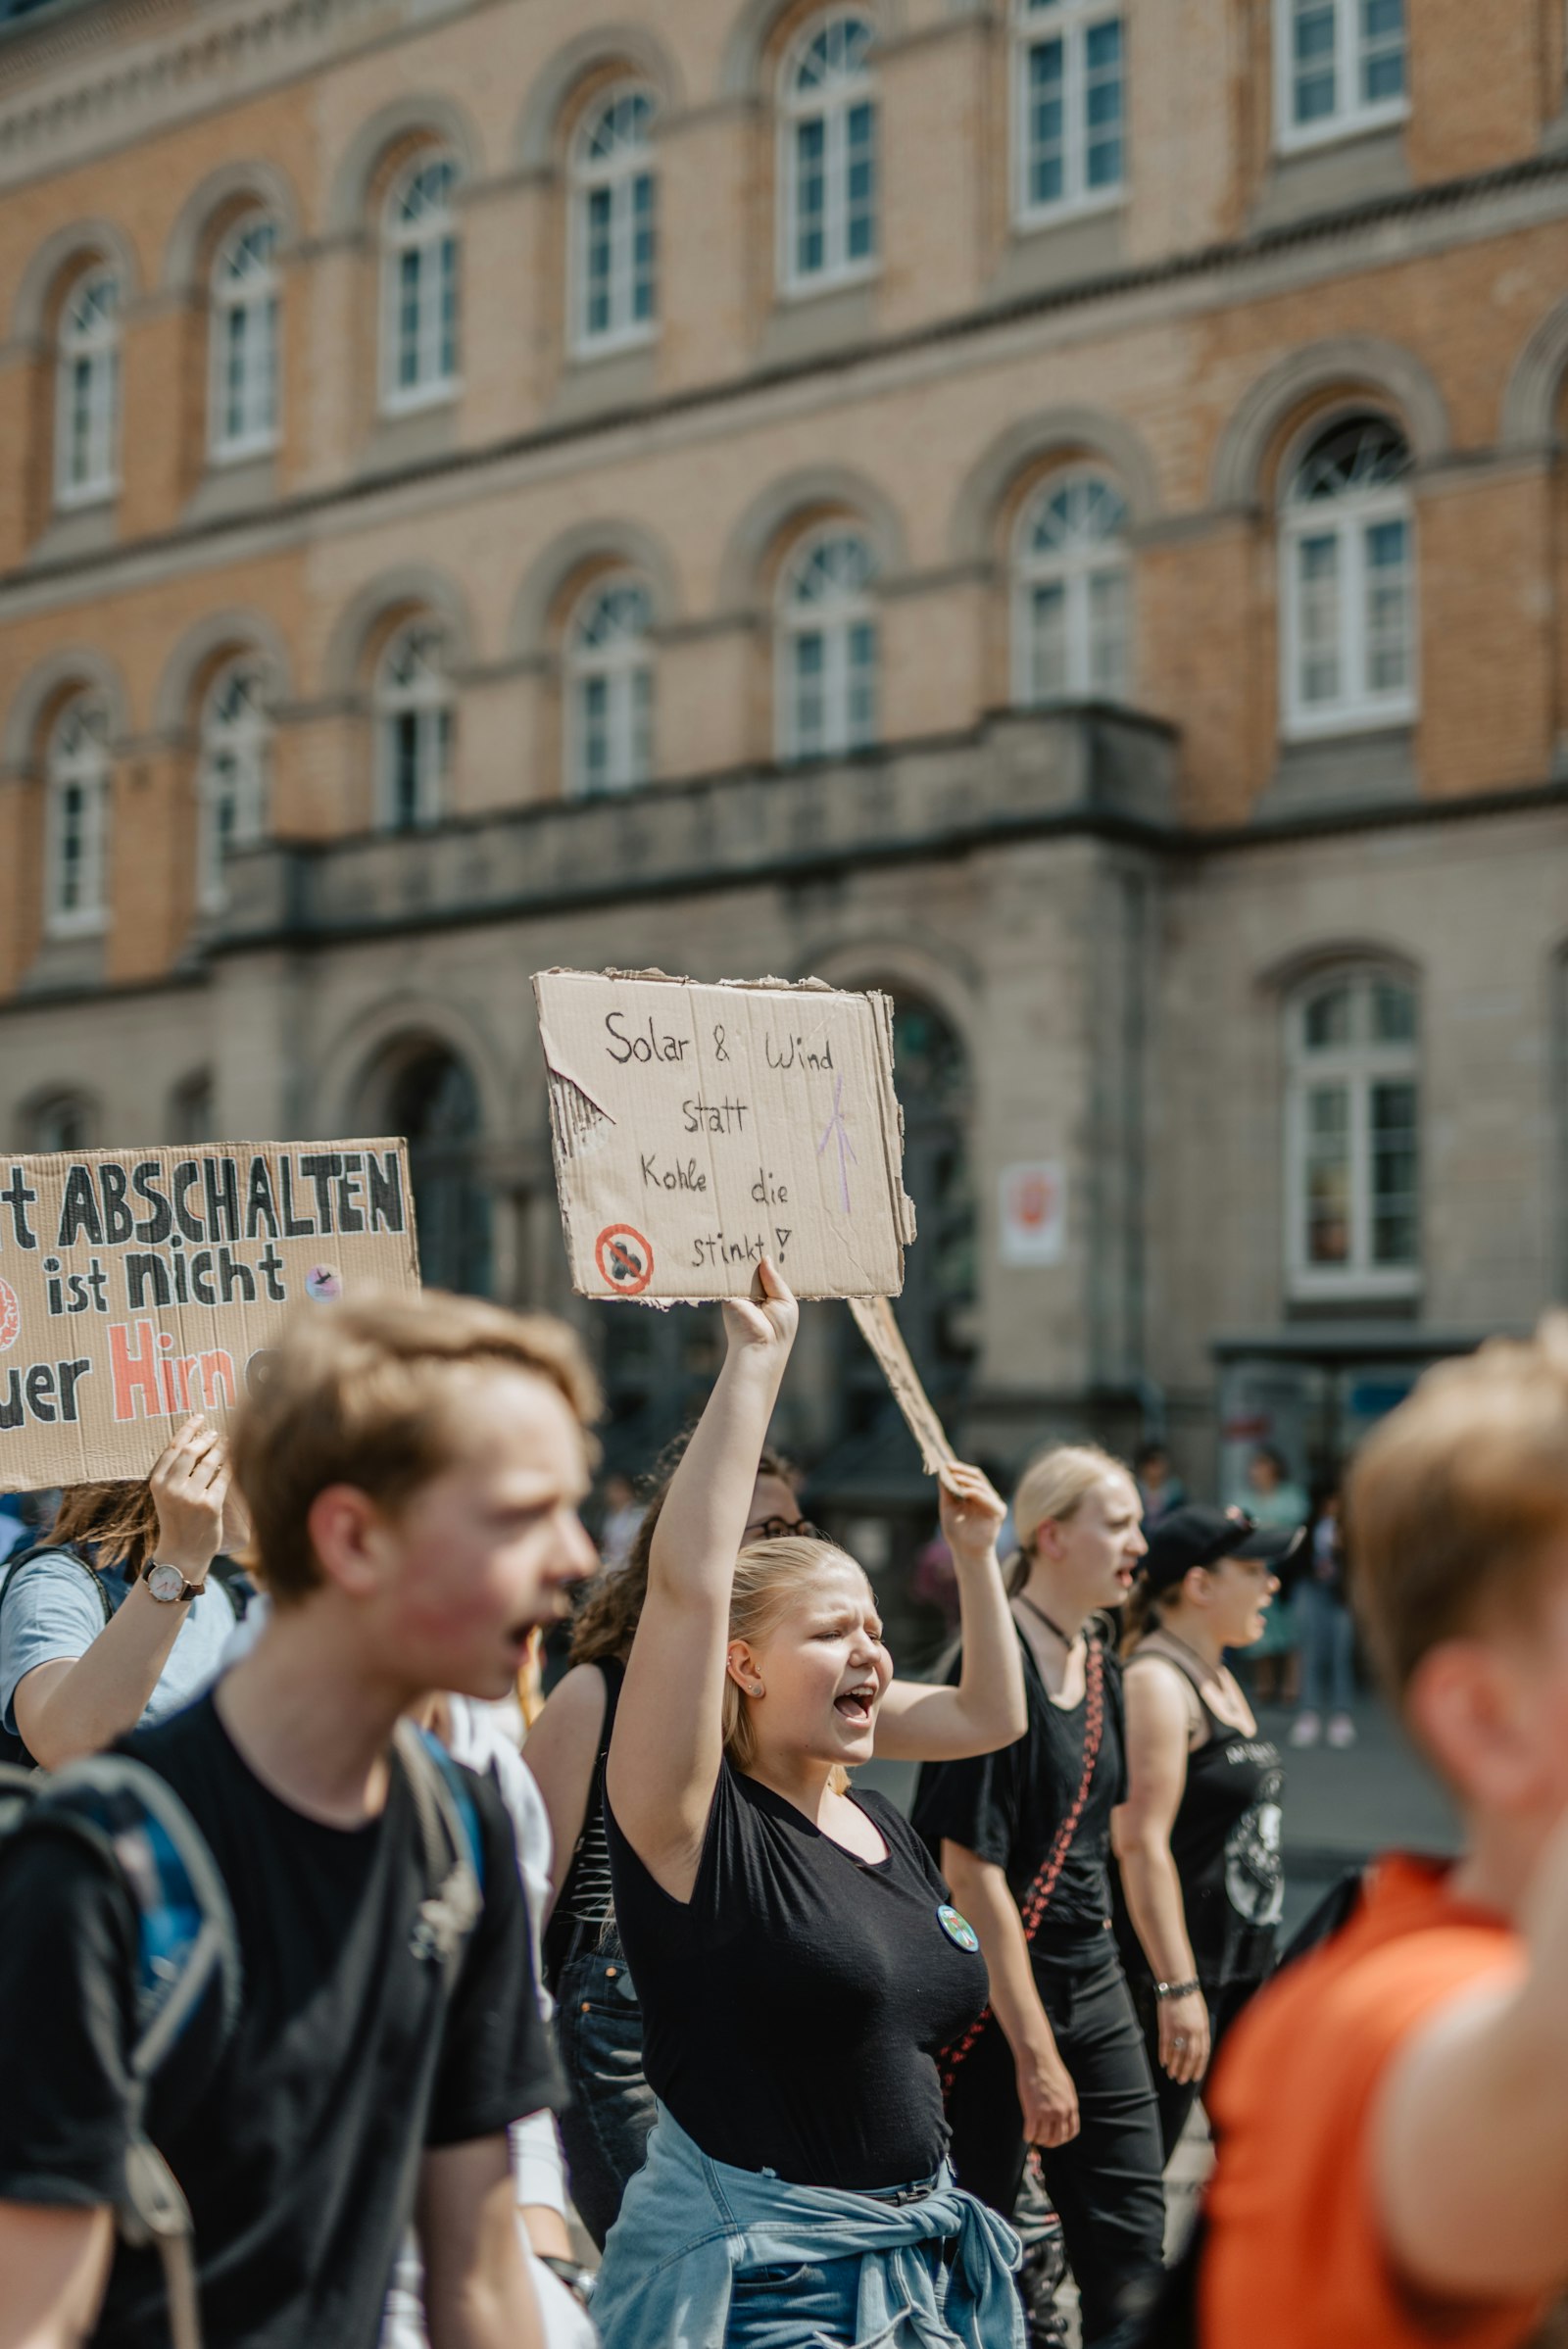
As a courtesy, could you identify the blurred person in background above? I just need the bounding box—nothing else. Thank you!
[1292,1485,1357,1750]
[1243,1445,1308,1703]
[0,1417,245,1769]
[596,1473,644,1575]
[1133,1443,1186,1528]
[1112,1508,1294,2161]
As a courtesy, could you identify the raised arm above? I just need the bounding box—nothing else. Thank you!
[1375,1809,1568,2304]
[1111,1656,1208,2085]
[605,1261,797,1900]
[874,1465,1025,1762]
[15,1420,227,1770]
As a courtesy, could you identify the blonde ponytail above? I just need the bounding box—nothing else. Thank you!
[1008,1444,1131,1592]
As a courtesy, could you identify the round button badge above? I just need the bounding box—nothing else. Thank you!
[937,1903,980,1954]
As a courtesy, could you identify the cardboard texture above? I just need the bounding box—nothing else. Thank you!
[0,1140,419,1491]
[848,1297,956,1476]
[534,969,916,1303]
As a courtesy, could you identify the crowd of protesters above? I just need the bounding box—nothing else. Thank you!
[2,1267,1568,2349]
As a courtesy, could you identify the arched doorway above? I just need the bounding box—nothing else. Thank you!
[380,1041,493,1296]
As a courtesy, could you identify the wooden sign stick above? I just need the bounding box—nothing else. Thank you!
[848,1296,956,1476]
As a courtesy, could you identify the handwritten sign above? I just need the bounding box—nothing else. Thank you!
[534,969,916,1302]
[0,1140,419,1491]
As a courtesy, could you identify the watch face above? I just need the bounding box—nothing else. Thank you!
[146,1562,187,1603]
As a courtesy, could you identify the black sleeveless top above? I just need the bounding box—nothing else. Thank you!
[1118,1646,1285,1989]
[541,1657,623,1990]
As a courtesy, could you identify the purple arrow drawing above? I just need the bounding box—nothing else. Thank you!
[816,1074,858,1213]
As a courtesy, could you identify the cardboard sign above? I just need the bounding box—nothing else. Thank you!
[0,1140,419,1491]
[535,969,916,1303]
[848,1297,956,1475]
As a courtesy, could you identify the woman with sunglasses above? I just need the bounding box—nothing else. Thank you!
[526,1439,808,2245]
[1112,1506,1296,2159]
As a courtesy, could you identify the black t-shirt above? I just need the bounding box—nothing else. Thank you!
[606,1761,988,2190]
[0,1694,559,2349]
[912,1624,1128,1959]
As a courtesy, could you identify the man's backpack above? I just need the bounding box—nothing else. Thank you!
[0,1720,485,2349]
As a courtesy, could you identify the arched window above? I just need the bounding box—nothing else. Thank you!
[197,661,271,911]
[1281,414,1415,739]
[1286,968,1419,1296]
[566,577,654,796]
[44,697,111,937]
[777,527,879,762]
[779,13,877,293]
[381,152,460,413]
[55,268,120,508]
[375,621,452,832]
[1012,468,1130,705]
[1012,0,1126,221]
[27,1094,95,1152]
[385,1043,492,1294]
[571,86,658,355]
[210,212,279,462]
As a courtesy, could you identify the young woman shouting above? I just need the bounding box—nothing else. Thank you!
[592,1262,1028,2349]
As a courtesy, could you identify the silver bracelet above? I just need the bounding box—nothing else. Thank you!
[1153,1978,1200,2002]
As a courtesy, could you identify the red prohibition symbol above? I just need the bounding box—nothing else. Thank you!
[595,1225,655,1297]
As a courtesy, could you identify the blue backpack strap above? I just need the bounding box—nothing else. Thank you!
[394,1722,485,1988]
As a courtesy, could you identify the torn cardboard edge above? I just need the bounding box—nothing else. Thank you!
[849,1296,956,1476]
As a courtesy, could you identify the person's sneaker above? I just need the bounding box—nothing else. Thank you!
[1289,1711,1321,1748]
[1327,1713,1357,1749]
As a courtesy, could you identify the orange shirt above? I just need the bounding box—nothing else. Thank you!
[1202,1855,1544,2349]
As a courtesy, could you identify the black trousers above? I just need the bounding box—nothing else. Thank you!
[945,1937,1166,2347]
[1130,1970,1265,2166]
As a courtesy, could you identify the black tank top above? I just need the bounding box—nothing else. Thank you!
[541,1657,624,1990]
[1120,1647,1285,1988]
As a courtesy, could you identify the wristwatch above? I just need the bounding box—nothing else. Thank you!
[140,1558,204,1605]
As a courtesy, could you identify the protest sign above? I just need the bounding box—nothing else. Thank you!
[0,1139,418,1491]
[534,969,916,1303]
[848,1296,956,1475]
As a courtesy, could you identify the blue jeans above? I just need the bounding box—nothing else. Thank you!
[1298,1579,1355,1716]
[553,1929,657,2249]
[725,2243,948,2349]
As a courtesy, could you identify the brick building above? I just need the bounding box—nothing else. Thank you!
[1,0,1566,1516]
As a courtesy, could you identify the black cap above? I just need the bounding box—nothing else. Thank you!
[1141,1505,1304,1593]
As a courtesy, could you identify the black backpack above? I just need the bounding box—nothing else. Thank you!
[0,1542,250,1769]
[0,1720,484,2349]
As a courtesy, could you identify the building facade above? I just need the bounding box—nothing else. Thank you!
[2,0,1567,1510]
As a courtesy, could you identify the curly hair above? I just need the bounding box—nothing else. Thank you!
[570,1436,797,1666]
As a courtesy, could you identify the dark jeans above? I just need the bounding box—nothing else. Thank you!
[1129,1971,1265,2165]
[553,1926,657,2249]
[946,1937,1165,2347]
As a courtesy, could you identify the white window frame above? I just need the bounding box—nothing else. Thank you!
[570,84,659,360]
[1274,0,1408,155]
[775,525,880,763]
[1280,414,1417,742]
[565,576,655,797]
[379,152,461,417]
[197,660,271,912]
[54,268,121,511]
[777,11,879,299]
[374,620,452,831]
[209,211,280,465]
[1285,969,1420,1300]
[1010,467,1132,706]
[44,697,111,940]
[1011,0,1127,228]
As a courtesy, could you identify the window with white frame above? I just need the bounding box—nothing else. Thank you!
[376,622,452,831]
[779,13,877,294]
[777,528,879,761]
[1287,968,1419,1295]
[54,269,121,508]
[1276,0,1405,148]
[1012,0,1125,222]
[572,86,658,356]
[197,661,271,911]
[1013,469,1130,704]
[566,577,654,796]
[1281,414,1415,739]
[44,697,111,937]
[381,153,460,413]
[210,212,279,462]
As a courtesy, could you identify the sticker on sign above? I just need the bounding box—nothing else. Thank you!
[535,969,917,1303]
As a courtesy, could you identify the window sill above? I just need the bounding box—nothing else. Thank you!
[210,434,280,469]
[1287,1275,1420,1307]
[776,261,880,308]
[1251,120,1408,231]
[1276,100,1408,160]
[1011,187,1125,236]
[29,502,119,565]
[378,381,462,422]
[54,482,118,515]
[185,452,277,525]
[1282,702,1417,747]
[550,339,658,422]
[758,276,877,370]
[359,399,460,479]
[569,325,658,367]
[988,204,1124,306]
[1255,724,1417,821]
